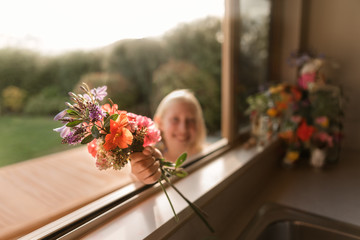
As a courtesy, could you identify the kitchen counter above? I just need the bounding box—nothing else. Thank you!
[256,148,360,227]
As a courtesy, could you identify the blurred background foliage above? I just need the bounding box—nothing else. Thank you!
[0,16,224,135]
[0,15,268,135]
[0,12,271,166]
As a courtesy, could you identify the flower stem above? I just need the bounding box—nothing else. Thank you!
[162,175,215,233]
[158,179,179,222]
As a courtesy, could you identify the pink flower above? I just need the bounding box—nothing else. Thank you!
[314,132,333,147]
[298,73,316,89]
[144,124,161,147]
[315,116,329,128]
[291,115,302,124]
[127,113,161,147]
[95,156,111,170]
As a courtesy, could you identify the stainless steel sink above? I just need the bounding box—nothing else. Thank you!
[238,203,360,240]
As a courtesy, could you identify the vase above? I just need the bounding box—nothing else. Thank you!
[310,148,326,168]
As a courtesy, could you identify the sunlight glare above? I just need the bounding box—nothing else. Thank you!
[0,0,223,54]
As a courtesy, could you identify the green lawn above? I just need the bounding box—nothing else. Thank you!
[0,115,79,167]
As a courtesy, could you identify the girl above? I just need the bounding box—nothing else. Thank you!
[130,89,206,184]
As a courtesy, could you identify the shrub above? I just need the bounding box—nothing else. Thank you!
[24,86,67,115]
[1,85,27,113]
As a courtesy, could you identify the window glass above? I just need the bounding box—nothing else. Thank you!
[0,0,223,168]
[0,1,223,238]
[237,0,272,127]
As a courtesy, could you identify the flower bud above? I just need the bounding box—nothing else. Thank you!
[65,102,74,108]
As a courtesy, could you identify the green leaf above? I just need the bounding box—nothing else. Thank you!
[109,114,119,121]
[174,170,188,178]
[66,109,79,116]
[161,161,175,167]
[175,152,187,168]
[66,120,83,127]
[91,125,100,138]
[104,114,118,129]
[81,134,94,144]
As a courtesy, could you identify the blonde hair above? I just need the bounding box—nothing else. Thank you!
[154,89,206,153]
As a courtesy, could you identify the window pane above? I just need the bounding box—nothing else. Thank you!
[0,1,224,238]
[238,0,272,127]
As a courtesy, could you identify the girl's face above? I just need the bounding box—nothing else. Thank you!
[159,100,198,155]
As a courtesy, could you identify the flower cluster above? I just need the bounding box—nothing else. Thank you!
[246,54,344,166]
[245,83,303,142]
[54,83,161,170]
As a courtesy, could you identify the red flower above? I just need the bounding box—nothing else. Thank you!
[103,113,133,151]
[87,139,97,157]
[291,87,302,101]
[296,121,315,142]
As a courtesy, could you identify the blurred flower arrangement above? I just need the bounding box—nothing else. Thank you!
[246,53,344,168]
[54,83,214,232]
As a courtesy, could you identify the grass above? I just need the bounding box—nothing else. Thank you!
[0,115,79,167]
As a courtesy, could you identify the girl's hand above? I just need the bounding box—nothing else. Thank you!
[130,146,162,184]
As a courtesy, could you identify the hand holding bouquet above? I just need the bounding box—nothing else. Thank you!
[54,83,214,232]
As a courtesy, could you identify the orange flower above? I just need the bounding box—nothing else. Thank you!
[103,113,133,151]
[276,101,288,111]
[279,130,294,141]
[267,108,278,117]
[102,103,121,115]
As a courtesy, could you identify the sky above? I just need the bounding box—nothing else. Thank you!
[0,0,224,55]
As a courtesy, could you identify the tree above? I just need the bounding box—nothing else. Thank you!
[0,48,40,95]
[106,38,168,115]
[164,16,222,84]
[74,72,138,112]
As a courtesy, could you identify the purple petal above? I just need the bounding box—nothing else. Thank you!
[54,110,67,121]
[83,94,92,101]
[53,125,71,138]
[91,86,107,101]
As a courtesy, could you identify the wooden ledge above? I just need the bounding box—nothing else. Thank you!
[0,147,133,240]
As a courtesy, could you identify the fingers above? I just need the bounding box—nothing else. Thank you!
[129,146,162,184]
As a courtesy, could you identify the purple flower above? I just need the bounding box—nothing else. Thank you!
[62,131,82,145]
[91,86,107,101]
[54,110,67,121]
[83,94,92,101]
[53,125,71,138]
[61,127,86,145]
[89,103,105,122]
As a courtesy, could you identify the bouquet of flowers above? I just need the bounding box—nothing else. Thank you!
[54,83,214,232]
[246,53,344,167]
